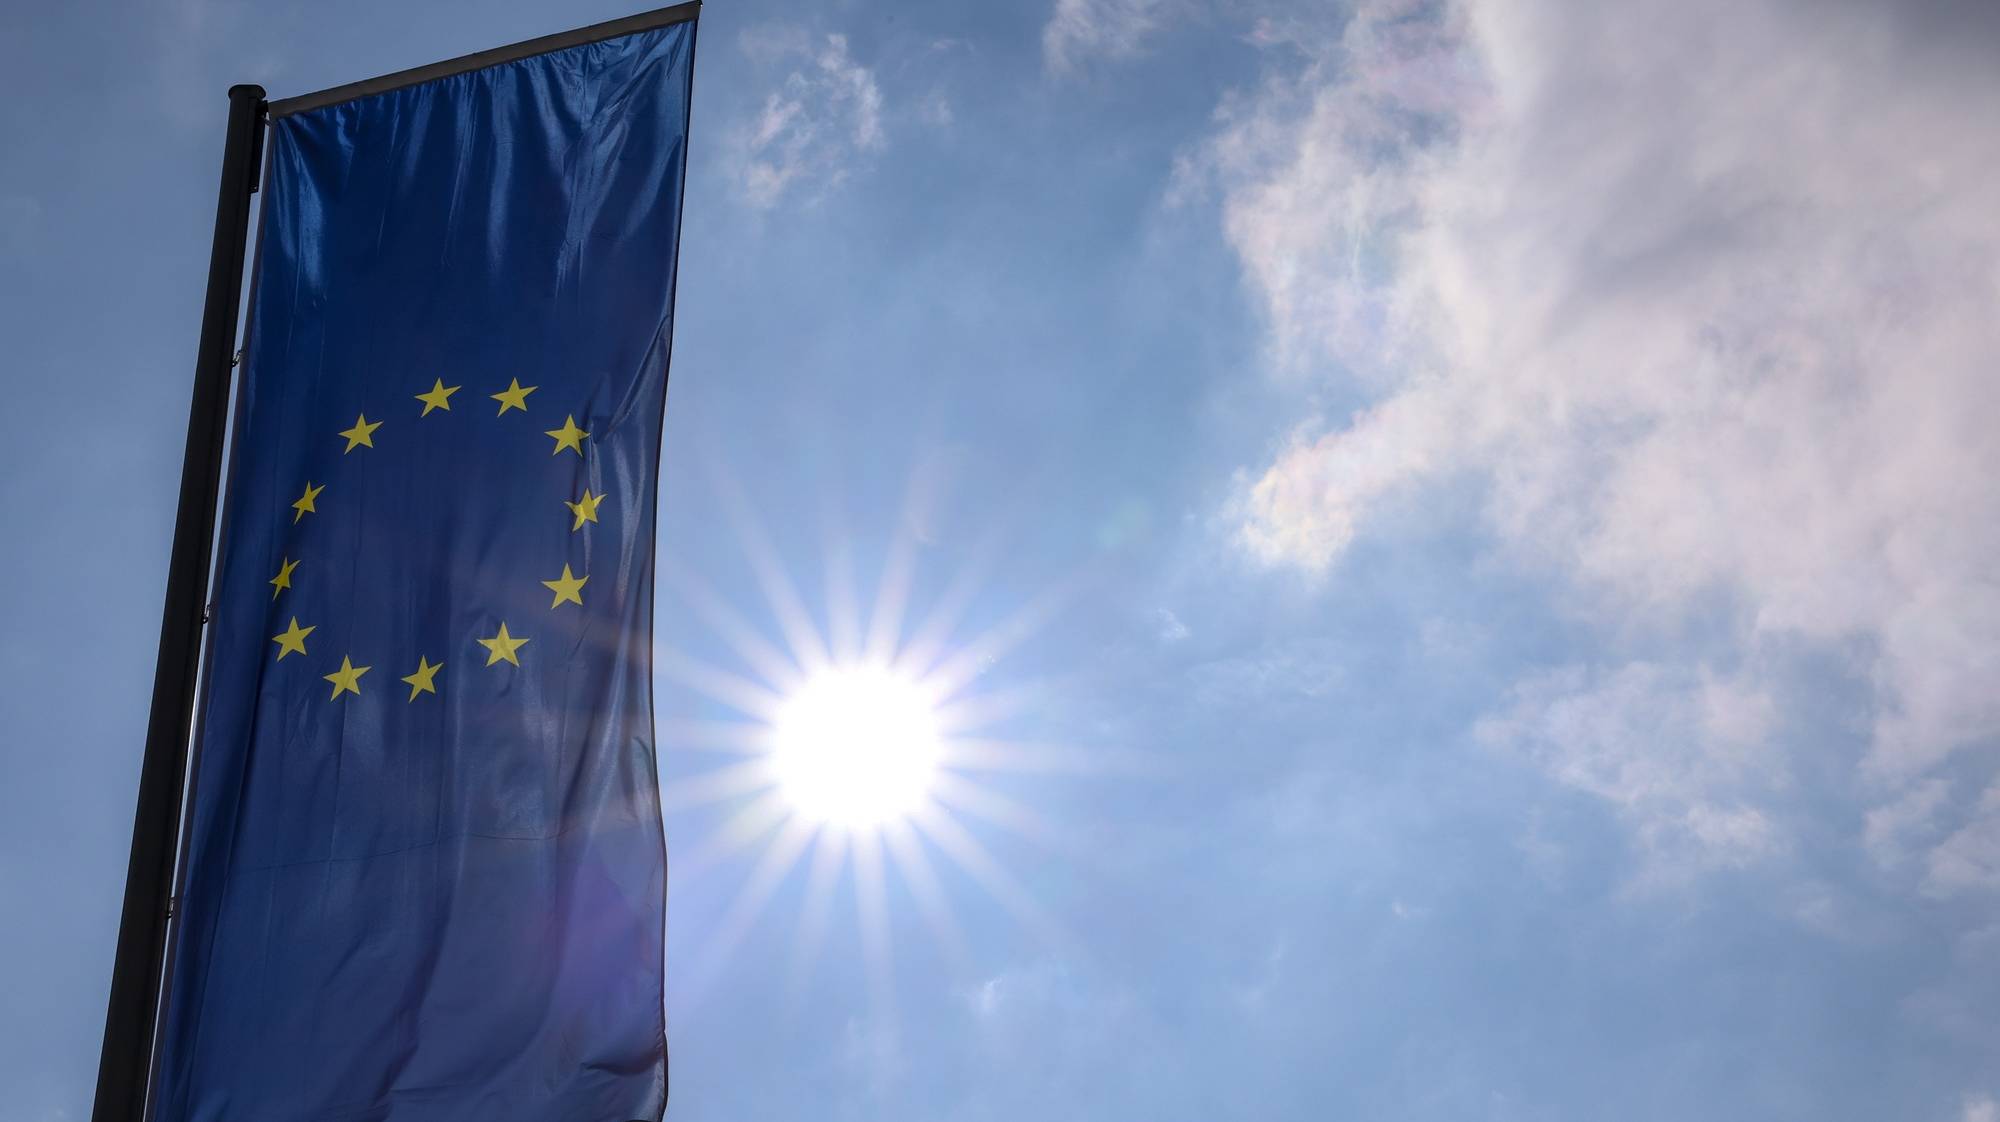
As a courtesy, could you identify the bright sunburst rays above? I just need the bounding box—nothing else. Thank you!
[656,465,1095,1030]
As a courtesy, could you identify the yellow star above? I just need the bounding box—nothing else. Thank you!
[415,379,461,416]
[338,414,382,452]
[292,481,324,523]
[269,556,299,600]
[565,489,605,531]
[401,655,443,701]
[271,616,314,660]
[324,655,370,699]
[491,378,537,415]
[542,564,588,608]
[544,415,589,456]
[478,622,529,667]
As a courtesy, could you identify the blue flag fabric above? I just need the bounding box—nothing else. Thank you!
[155,22,692,1122]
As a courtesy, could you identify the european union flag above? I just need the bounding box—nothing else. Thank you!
[154,16,694,1121]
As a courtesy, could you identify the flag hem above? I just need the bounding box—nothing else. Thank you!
[268,1,699,119]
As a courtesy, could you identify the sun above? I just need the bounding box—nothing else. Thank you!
[657,464,1094,1024]
[769,664,942,829]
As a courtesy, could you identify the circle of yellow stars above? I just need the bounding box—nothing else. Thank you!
[267,377,602,702]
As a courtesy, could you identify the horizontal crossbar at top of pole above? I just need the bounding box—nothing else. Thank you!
[268,1,699,119]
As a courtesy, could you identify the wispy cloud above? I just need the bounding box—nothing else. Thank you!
[1041,0,1183,74]
[1195,0,2000,882]
[916,87,955,129]
[1927,785,2000,897]
[1476,662,1784,879]
[1184,636,1344,707]
[736,27,886,208]
[1864,778,1950,868]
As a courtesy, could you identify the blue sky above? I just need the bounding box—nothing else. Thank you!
[5,0,2000,1119]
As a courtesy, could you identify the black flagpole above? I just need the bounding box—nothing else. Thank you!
[92,82,266,1122]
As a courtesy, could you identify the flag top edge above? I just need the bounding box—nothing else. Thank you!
[267,0,699,120]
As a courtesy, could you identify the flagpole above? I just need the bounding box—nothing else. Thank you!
[92,82,266,1122]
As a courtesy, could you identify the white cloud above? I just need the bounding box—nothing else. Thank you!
[1864,778,1950,867]
[1232,388,1452,570]
[737,27,885,208]
[962,962,1062,1021]
[1184,636,1344,705]
[1965,1095,1999,1122]
[1042,0,1181,74]
[1927,785,2000,897]
[1154,608,1190,642]
[918,87,955,129]
[1198,0,2000,875]
[1476,662,1783,877]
